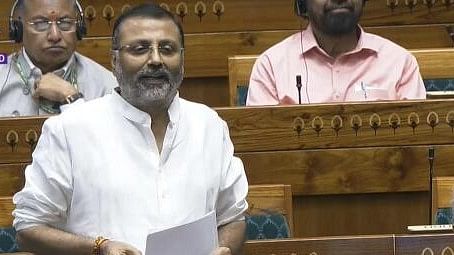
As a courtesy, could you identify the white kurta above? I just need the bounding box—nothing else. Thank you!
[0,50,117,117]
[13,92,248,253]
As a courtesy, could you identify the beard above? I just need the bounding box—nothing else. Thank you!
[116,64,183,110]
[309,5,361,36]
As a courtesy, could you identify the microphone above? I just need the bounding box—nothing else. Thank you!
[29,67,42,94]
[296,75,302,104]
[428,147,435,224]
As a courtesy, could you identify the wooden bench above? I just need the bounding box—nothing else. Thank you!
[228,48,454,106]
[247,184,294,237]
[245,233,454,255]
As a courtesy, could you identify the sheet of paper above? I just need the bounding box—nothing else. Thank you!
[145,210,218,255]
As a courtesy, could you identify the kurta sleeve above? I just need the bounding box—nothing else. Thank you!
[13,117,73,231]
[216,121,248,226]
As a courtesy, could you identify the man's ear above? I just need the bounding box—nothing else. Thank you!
[111,52,117,71]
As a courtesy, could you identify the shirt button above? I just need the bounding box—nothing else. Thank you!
[11,110,20,117]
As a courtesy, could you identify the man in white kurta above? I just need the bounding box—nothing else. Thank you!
[13,91,248,253]
[13,3,247,255]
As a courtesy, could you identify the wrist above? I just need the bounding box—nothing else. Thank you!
[92,236,109,255]
[61,92,84,105]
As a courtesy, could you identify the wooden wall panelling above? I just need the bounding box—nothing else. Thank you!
[396,234,454,255]
[216,100,454,152]
[238,146,429,196]
[0,196,14,227]
[0,164,26,197]
[0,117,45,164]
[293,192,429,237]
[2,0,453,40]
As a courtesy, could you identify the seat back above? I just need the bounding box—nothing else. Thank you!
[228,48,454,106]
[432,176,454,224]
[246,184,293,239]
[0,197,18,253]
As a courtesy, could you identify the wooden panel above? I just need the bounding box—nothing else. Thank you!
[0,196,14,227]
[294,192,429,237]
[216,100,454,152]
[239,146,428,196]
[245,235,394,255]
[0,164,26,197]
[0,26,452,79]
[1,0,453,40]
[179,77,228,107]
[432,176,454,212]
[247,184,294,236]
[0,117,45,164]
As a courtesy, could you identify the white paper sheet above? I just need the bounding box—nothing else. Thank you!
[145,211,218,255]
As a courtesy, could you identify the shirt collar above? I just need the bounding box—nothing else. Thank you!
[112,88,181,127]
[22,47,75,76]
[301,24,380,55]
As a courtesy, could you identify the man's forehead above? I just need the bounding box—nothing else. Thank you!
[24,0,76,15]
[118,17,180,41]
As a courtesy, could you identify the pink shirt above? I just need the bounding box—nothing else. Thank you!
[246,25,426,105]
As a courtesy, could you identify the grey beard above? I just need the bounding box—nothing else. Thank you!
[116,68,183,111]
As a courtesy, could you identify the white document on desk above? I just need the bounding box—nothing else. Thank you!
[145,210,218,255]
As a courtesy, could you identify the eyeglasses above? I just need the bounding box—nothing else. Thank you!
[26,18,78,32]
[115,42,184,58]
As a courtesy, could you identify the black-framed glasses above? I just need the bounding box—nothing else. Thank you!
[26,18,78,32]
[114,42,184,58]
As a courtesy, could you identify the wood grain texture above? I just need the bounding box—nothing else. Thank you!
[216,99,454,152]
[0,164,26,196]
[0,196,14,227]
[396,234,454,255]
[293,192,429,237]
[0,117,45,164]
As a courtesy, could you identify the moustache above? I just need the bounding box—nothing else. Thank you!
[325,4,354,12]
[137,69,170,81]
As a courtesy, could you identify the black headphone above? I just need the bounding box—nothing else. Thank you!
[9,0,87,43]
[294,0,307,17]
[294,0,366,17]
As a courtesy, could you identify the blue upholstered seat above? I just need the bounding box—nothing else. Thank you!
[246,213,291,240]
[0,227,18,253]
[436,207,454,225]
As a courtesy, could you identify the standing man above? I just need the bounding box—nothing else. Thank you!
[0,0,117,117]
[246,0,426,105]
[13,3,248,255]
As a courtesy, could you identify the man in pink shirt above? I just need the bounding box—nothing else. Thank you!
[246,0,426,105]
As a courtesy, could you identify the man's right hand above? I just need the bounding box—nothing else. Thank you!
[101,240,142,255]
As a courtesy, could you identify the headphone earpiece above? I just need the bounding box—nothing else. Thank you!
[9,0,87,43]
[294,0,307,17]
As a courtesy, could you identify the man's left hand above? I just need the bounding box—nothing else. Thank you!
[211,247,232,255]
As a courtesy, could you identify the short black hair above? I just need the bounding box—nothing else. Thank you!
[111,3,184,50]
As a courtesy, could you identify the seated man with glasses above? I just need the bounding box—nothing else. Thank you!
[13,3,248,255]
[0,0,117,117]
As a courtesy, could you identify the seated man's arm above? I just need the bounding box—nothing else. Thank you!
[246,55,280,106]
[396,54,426,100]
